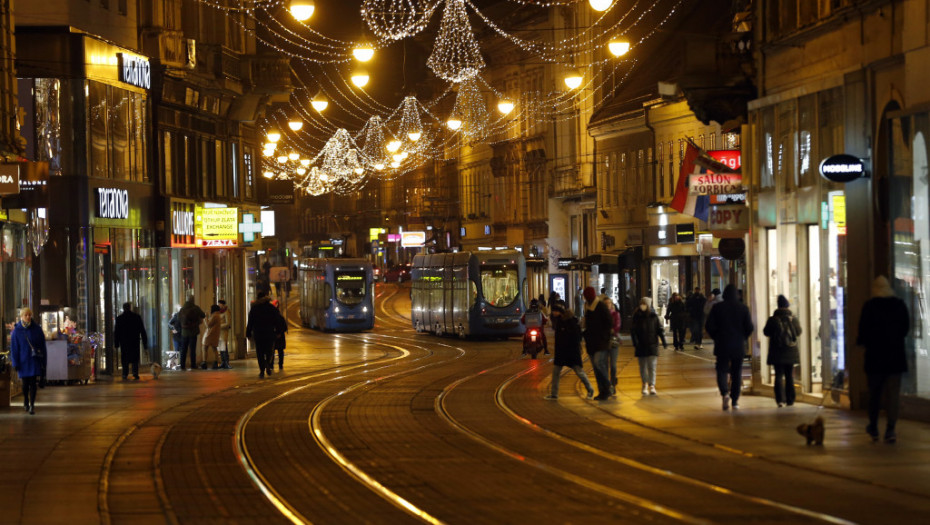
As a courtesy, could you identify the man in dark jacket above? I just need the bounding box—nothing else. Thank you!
[246,292,282,378]
[857,276,910,443]
[763,295,802,407]
[686,287,706,348]
[114,302,148,380]
[582,286,613,400]
[705,284,754,410]
[178,297,206,370]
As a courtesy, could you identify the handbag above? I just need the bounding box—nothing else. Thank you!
[25,333,47,388]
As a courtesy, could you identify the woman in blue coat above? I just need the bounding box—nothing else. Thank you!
[9,307,47,415]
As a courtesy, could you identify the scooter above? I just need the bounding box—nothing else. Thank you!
[523,327,544,359]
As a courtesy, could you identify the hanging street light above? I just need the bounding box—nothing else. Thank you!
[447,115,462,130]
[277,155,288,164]
[289,0,315,21]
[407,130,421,142]
[311,93,328,112]
[288,119,303,131]
[607,38,631,57]
[266,129,282,142]
[563,70,583,90]
[352,42,375,62]
[288,152,300,161]
[588,0,612,12]
[263,171,275,179]
[351,69,370,87]
[386,140,402,153]
[497,99,515,115]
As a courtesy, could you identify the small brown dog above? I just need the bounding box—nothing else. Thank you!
[797,416,825,446]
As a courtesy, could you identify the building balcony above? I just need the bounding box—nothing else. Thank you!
[140,28,187,69]
[244,55,292,101]
[549,167,594,199]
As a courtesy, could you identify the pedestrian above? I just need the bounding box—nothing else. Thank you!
[574,286,585,318]
[113,302,148,381]
[704,288,722,318]
[202,304,223,370]
[246,291,281,378]
[705,284,754,410]
[167,306,183,367]
[178,297,206,370]
[546,304,595,400]
[273,307,288,370]
[582,286,613,400]
[686,287,706,348]
[9,307,46,415]
[605,297,622,395]
[218,299,232,369]
[856,276,910,443]
[763,295,802,407]
[665,292,688,351]
[631,297,664,395]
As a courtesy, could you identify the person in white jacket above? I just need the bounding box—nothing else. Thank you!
[218,299,232,369]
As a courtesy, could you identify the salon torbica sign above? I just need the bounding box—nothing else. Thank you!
[117,53,151,90]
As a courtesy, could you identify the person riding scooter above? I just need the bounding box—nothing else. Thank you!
[521,299,549,356]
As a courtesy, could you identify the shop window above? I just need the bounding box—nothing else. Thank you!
[88,81,109,179]
[776,100,798,193]
[760,106,776,189]
[108,86,131,180]
[798,94,816,188]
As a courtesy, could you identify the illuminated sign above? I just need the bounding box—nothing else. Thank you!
[117,53,151,90]
[820,154,867,183]
[96,187,129,220]
[708,205,749,232]
[386,234,401,243]
[337,275,364,281]
[238,213,262,243]
[401,231,426,247]
[0,164,19,195]
[171,201,196,247]
[707,150,741,171]
[369,227,386,242]
[196,206,238,248]
[832,194,847,235]
[690,150,743,195]
[676,223,695,244]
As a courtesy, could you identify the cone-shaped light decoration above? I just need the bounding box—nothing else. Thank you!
[427,0,484,83]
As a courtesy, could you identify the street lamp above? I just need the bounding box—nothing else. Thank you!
[288,119,303,131]
[588,0,612,11]
[407,130,422,142]
[386,140,402,153]
[446,115,462,130]
[311,93,328,112]
[563,70,583,90]
[497,99,515,115]
[266,129,282,142]
[607,38,630,57]
[288,152,300,161]
[351,69,370,87]
[289,0,315,21]
[352,42,375,62]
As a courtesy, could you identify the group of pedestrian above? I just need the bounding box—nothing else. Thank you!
[169,298,233,371]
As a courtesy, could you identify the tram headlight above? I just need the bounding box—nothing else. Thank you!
[334,306,340,313]
[363,306,368,312]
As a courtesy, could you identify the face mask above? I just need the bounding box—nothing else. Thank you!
[639,304,648,311]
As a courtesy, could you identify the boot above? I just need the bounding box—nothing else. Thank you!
[220,351,231,369]
[212,361,219,370]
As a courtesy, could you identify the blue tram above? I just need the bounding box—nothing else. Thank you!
[298,258,375,331]
[410,250,526,338]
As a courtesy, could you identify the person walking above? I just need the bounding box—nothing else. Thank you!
[665,292,688,351]
[857,276,910,443]
[113,302,149,381]
[201,305,223,370]
[246,291,281,378]
[273,308,288,370]
[605,297,622,395]
[582,286,613,400]
[631,297,664,395]
[10,308,46,415]
[545,304,595,400]
[705,284,754,410]
[763,295,802,407]
[686,287,706,349]
[218,300,232,369]
[178,297,205,370]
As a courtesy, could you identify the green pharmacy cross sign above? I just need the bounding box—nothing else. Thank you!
[239,213,263,243]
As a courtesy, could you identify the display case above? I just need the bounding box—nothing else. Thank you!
[39,307,64,340]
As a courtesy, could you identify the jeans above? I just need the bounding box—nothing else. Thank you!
[551,365,593,397]
[590,351,612,396]
[773,363,796,405]
[867,373,902,430]
[715,356,743,401]
[637,355,657,386]
[672,325,687,349]
[180,335,198,369]
[608,341,620,386]
[690,317,704,344]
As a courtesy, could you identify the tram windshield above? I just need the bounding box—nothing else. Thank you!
[334,271,366,305]
[482,265,519,307]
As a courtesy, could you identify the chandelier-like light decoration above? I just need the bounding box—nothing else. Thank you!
[450,77,491,140]
[360,116,391,171]
[427,0,484,83]
[361,0,439,41]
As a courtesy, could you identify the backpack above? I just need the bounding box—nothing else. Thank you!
[775,314,798,349]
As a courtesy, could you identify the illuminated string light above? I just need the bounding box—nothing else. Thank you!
[427,0,484,83]
[361,0,440,41]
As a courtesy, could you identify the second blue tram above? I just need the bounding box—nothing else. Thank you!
[410,250,526,338]
[298,258,374,331]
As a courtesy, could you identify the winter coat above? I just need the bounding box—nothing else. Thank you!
[686,292,706,319]
[202,312,223,348]
[856,296,909,374]
[631,308,663,357]
[582,297,612,354]
[704,285,754,359]
[10,321,47,378]
[656,281,670,308]
[246,297,281,344]
[704,294,722,317]
[168,312,183,342]
[609,308,621,337]
[763,308,802,365]
[274,312,288,350]
[114,310,148,362]
[219,309,232,343]
[665,299,688,330]
[552,313,584,368]
[178,300,206,337]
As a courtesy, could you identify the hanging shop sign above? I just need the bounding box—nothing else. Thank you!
[263,179,295,205]
[718,238,746,261]
[401,231,426,247]
[195,205,238,247]
[708,204,749,236]
[238,213,262,243]
[117,53,151,90]
[96,188,129,220]
[688,173,743,194]
[0,164,20,195]
[557,258,574,270]
[675,223,695,244]
[171,200,196,248]
[819,154,868,183]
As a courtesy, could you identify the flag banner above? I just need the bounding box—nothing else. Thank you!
[670,142,710,222]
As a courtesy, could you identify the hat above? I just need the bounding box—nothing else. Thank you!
[583,286,597,303]
[777,295,789,308]
[640,296,652,307]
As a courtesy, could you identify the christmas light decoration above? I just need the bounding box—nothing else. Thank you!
[450,77,491,139]
[361,116,391,170]
[361,0,439,41]
[427,0,484,83]
[290,0,316,21]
